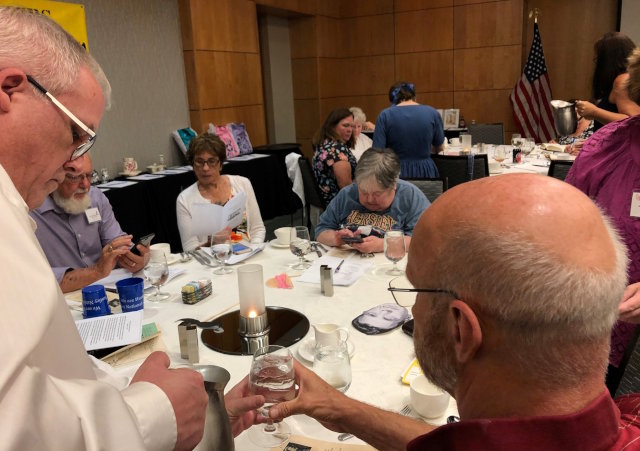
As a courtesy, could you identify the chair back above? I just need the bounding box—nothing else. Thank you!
[403,178,448,203]
[432,154,489,188]
[468,123,504,145]
[297,156,326,230]
[547,160,573,181]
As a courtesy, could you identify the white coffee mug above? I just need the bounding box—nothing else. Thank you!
[274,227,292,245]
[313,323,349,347]
[410,375,450,419]
[150,242,171,258]
[449,137,460,146]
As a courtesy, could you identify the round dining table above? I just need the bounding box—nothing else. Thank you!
[67,242,459,449]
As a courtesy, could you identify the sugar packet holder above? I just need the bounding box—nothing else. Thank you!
[181,279,212,304]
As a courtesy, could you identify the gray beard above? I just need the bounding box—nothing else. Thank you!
[52,190,92,215]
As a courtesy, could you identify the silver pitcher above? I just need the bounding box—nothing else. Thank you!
[551,100,578,136]
[193,365,235,451]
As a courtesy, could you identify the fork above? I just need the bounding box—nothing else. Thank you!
[400,405,412,416]
[188,251,218,268]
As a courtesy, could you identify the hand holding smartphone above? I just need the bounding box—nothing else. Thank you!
[341,235,364,244]
[131,233,155,255]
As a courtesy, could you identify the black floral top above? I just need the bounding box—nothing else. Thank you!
[312,139,357,206]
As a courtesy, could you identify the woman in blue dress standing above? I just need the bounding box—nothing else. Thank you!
[373,81,445,178]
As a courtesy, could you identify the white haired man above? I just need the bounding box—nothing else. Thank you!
[269,174,640,449]
[0,7,263,449]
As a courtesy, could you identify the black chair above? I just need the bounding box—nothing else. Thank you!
[432,154,489,188]
[403,177,448,203]
[297,156,326,233]
[548,160,574,181]
[468,123,504,145]
[613,326,640,397]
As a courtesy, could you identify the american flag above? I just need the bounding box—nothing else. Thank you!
[510,23,556,142]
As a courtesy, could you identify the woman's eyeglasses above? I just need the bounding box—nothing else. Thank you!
[193,158,220,168]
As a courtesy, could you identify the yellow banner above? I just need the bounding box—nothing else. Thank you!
[0,0,89,51]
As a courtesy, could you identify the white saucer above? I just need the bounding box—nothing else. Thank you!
[120,171,141,177]
[269,240,290,249]
[297,337,355,362]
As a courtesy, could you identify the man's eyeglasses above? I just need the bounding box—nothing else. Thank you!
[27,75,96,160]
[65,172,92,183]
[388,276,458,307]
[194,158,220,168]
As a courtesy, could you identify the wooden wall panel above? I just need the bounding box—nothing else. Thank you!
[294,98,320,139]
[316,16,342,57]
[289,17,317,59]
[341,0,393,17]
[318,55,395,98]
[395,0,453,11]
[454,90,516,130]
[395,51,454,92]
[195,52,263,108]
[291,58,319,100]
[395,8,453,53]
[524,0,617,102]
[177,0,194,51]
[189,0,259,52]
[199,105,268,146]
[316,0,341,18]
[254,0,317,15]
[319,95,389,122]
[417,91,454,109]
[298,138,314,159]
[182,50,199,109]
[454,1,522,48]
[342,14,395,57]
[453,45,521,90]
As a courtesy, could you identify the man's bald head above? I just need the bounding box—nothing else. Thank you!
[408,174,628,388]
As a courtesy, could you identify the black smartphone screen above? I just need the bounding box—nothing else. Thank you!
[131,233,155,255]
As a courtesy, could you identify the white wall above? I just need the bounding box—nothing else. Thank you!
[259,15,297,144]
[621,0,640,45]
[66,0,190,175]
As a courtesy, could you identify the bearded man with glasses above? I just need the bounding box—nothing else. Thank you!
[268,174,640,450]
[0,6,265,450]
[30,153,149,293]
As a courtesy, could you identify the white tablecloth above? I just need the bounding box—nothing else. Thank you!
[68,244,458,449]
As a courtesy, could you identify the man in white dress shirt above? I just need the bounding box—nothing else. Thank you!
[0,7,263,449]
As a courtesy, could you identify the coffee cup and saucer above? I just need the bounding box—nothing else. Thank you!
[270,227,292,249]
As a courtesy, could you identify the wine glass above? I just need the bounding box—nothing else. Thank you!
[210,230,233,274]
[143,250,170,302]
[289,226,312,270]
[384,231,406,275]
[521,139,535,162]
[247,345,295,447]
[493,146,508,168]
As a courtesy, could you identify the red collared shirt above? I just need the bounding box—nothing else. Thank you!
[407,391,640,450]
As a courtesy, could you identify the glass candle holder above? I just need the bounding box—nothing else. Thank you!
[238,264,266,318]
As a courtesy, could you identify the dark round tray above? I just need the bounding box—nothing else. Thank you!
[201,306,309,356]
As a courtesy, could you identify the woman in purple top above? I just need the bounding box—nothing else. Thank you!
[373,81,445,178]
[566,48,640,395]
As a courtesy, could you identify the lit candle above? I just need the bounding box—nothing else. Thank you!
[237,264,266,318]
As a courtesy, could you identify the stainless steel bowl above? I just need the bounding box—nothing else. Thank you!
[552,102,577,136]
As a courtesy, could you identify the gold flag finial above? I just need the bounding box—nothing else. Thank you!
[528,8,540,23]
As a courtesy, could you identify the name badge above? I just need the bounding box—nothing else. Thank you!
[631,192,640,218]
[85,207,101,224]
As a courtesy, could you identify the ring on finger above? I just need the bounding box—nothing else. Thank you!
[108,244,113,253]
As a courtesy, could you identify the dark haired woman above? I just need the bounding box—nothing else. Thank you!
[312,108,357,205]
[372,81,445,178]
[576,32,640,131]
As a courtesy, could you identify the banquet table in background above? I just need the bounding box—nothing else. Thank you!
[66,245,458,450]
[103,154,302,252]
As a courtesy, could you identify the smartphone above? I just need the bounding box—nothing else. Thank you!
[232,243,252,255]
[131,233,155,255]
[401,319,414,337]
[341,235,364,244]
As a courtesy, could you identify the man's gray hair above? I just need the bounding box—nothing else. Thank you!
[435,211,628,386]
[0,7,111,108]
[355,148,401,190]
[349,106,366,124]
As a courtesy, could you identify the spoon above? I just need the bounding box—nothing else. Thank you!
[337,433,353,441]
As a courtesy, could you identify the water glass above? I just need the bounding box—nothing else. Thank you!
[211,230,233,274]
[290,226,312,270]
[143,251,170,302]
[384,231,406,275]
[313,342,352,393]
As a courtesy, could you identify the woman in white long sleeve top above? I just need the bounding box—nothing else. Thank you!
[176,133,266,252]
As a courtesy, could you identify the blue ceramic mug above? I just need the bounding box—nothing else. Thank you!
[81,284,111,319]
[116,277,145,312]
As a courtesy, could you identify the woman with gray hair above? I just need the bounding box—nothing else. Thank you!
[315,148,430,254]
[349,106,374,161]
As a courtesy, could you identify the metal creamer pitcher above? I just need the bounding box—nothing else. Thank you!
[193,365,234,451]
